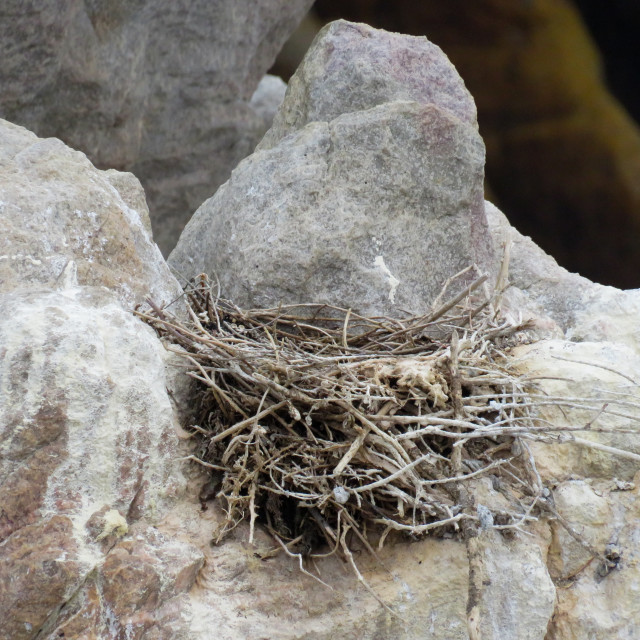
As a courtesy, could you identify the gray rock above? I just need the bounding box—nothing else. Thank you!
[249,74,288,142]
[259,19,478,151]
[170,100,489,315]
[472,531,556,640]
[0,0,314,255]
[548,481,611,579]
[486,200,640,350]
[0,118,182,310]
[170,21,492,314]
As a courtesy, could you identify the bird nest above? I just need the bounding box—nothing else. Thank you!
[139,270,558,565]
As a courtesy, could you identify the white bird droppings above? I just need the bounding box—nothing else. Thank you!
[374,255,400,304]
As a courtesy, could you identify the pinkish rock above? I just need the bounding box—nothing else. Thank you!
[0,286,200,638]
[45,525,203,640]
[0,516,81,640]
[260,20,478,151]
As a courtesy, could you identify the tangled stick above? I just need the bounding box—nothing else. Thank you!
[138,269,640,614]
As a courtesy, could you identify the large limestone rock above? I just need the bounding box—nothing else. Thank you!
[170,21,492,315]
[0,287,202,639]
[0,118,182,310]
[0,113,201,637]
[0,0,314,255]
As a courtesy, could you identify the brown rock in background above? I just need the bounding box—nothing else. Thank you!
[311,0,640,288]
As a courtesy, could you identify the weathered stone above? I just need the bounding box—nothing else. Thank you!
[510,339,640,482]
[312,1,640,289]
[472,530,556,640]
[170,23,490,313]
[547,481,612,579]
[0,0,314,255]
[544,472,640,640]
[0,119,182,310]
[484,200,590,334]
[183,514,471,640]
[453,200,640,640]
[482,202,640,635]
[0,287,185,528]
[486,200,640,350]
[170,21,493,314]
[170,102,489,314]
[44,524,203,640]
[0,516,81,640]
[261,20,477,151]
[156,493,559,640]
[0,287,197,638]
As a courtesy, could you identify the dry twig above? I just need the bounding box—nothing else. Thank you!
[137,271,640,609]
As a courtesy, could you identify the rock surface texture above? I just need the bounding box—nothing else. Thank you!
[164,24,639,636]
[170,21,492,315]
[313,0,640,289]
[0,0,313,255]
[0,288,201,639]
[0,121,201,638]
[2,17,640,640]
[0,119,182,310]
[259,19,478,149]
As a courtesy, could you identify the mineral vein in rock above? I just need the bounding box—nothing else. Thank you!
[374,255,400,304]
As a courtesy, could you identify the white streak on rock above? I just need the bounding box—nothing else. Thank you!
[374,255,400,304]
[58,260,78,290]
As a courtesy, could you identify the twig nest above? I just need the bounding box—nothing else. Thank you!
[139,270,559,556]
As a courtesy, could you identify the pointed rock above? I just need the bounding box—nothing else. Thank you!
[170,21,491,315]
[259,20,478,150]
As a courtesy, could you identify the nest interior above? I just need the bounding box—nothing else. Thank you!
[139,270,558,571]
